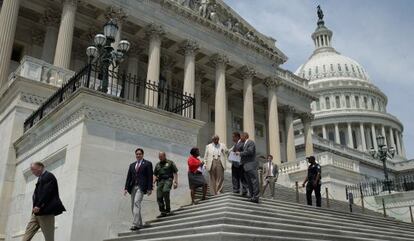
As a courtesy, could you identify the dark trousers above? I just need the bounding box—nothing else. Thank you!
[231,164,247,194]
[306,183,321,207]
[157,179,172,213]
[244,169,260,200]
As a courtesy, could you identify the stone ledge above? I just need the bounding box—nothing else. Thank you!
[15,88,205,160]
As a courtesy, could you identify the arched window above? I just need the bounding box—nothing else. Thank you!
[364,97,368,109]
[345,96,350,108]
[330,64,334,72]
[371,98,375,110]
[355,96,360,108]
[315,66,319,74]
[316,99,321,111]
[325,97,331,109]
[345,64,349,72]
[323,65,326,73]
[335,96,340,108]
[338,64,342,71]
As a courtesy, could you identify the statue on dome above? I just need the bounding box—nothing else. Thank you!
[317,5,324,20]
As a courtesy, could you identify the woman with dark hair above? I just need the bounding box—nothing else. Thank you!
[187,147,207,204]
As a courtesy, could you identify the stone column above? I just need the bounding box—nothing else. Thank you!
[334,123,340,144]
[180,40,199,118]
[389,127,396,149]
[195,69,206,120]
[239,65,256,140]
[371,124,378,151]
[53,0,78,69]
[283,105,296,162]
[322,125,327,139]
[265,77,281,165]
[0,0,21,87]
[395,130,402,156]
[41,8,60,63]
[360,123,367,151]
[210,54,229,145]
[347,123,354,148]
[400,133,406,158]
[381,125,387,146]
[301,113,314,157]
[160,55,176,110]
[127,45,143,77]
[144,24,165,107]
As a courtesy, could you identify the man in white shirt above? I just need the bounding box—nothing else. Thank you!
[261,155,278,199]
[204,135,228,195]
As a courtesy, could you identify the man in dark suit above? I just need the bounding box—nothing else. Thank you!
[23,162,65,241]
[124,148,153,231]
[229,132,247,196]
[236,132,260,203]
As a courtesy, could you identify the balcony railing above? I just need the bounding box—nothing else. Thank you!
[23,63,196,132]
[10,56,75,86]
[346,175,414,199]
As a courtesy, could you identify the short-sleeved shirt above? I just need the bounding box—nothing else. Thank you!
[154,160,178,180]
[307,163,321,183]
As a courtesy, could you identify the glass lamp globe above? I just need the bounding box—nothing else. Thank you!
[117,40,131,53]
[389,146,396,156]
[369,148,376,157]
[86,46,98,58]
[94,34,106,47]
[104,19,118,41]
[376,135,385,147]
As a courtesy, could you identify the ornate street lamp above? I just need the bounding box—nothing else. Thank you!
[370,135,395,193]
[85,19,130,92]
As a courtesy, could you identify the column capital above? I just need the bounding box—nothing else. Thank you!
[209,53,229,67]
[280,105,296,114]
[31,29,44,46]
[128,44,145,58]
[105,5,128,23]
[144,23,166,41]
[41,8,60,28]
[161,55,176,71]
[238,65,256,80]
[179,40,199,56]
[61,0,79,7]
[264,77,282,89]
[196,69,206,80]
[299,112,314,123]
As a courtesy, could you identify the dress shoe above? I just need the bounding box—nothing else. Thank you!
[156,212,167,218]
[250,198,259,203]
[130,226,141,231]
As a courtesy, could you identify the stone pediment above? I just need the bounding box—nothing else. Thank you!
[162,0,287,64]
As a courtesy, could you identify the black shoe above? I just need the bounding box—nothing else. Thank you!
[130,226,141,231]
[241,192,248,197]
[156,212,167,218]
[250,198,259,203]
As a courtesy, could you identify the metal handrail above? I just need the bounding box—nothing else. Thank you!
[23,63,196,132]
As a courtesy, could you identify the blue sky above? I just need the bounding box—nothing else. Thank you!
[225,0,414,159]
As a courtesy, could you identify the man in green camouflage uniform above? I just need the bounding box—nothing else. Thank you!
[153,152,178,217]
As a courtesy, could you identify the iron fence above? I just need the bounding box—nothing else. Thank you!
[346,175,414,199]
[23,63,196,132]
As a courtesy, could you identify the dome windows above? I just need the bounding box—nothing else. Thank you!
[330,64,334,72]
[335,96,340,108]
[325,96,331,109]
[345,95,350,108]
[355,96,360,108]
[337,63,342,72]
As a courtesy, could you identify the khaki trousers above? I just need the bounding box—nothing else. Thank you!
[22,214,55,241]
[209,159,224,195]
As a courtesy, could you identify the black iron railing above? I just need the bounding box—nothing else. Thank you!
[346,175,414,199]
[23,63,196,132]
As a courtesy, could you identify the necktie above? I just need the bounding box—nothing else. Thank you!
[136,161,142,172]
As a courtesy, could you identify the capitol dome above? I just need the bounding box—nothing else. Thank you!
[293,11,406,159]
[295,21,371,83]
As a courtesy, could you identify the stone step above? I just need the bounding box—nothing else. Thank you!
[171,194,409,229]
[115,231,322,241]
[118,214,414,240]
[148,202,414,236]
[106,223,393,241]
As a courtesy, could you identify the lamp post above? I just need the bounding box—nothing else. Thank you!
[369,135,395,193]
[85,19,130,93]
